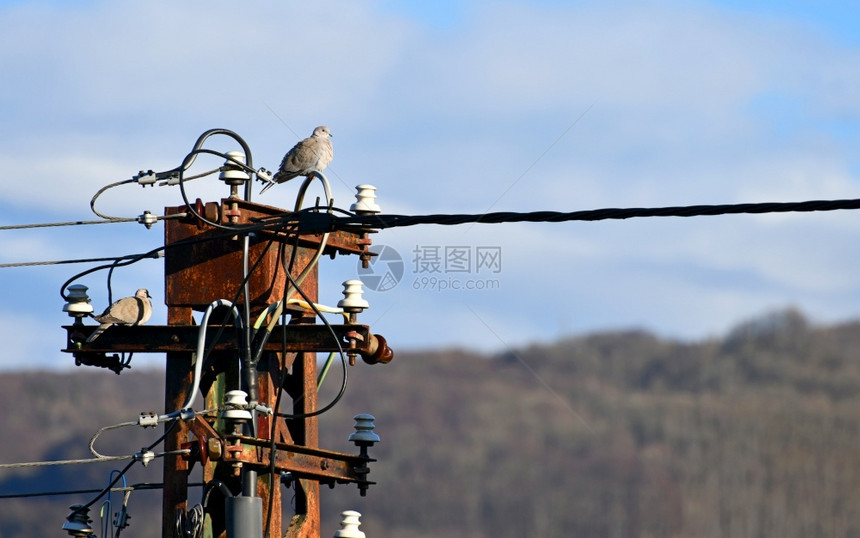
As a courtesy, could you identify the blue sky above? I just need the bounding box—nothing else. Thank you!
[0,0,859,368]
[713,0,860,43]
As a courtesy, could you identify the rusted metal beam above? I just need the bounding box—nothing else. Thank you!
[220,435,371,486]
[63,324,371,353]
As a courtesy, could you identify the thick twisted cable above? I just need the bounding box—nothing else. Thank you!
[334,198,860,228]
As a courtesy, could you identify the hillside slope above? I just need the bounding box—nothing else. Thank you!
[2,310,859,537]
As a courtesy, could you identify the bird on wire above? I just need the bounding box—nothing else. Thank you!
[260,125,333,194]
[86,288,152,343]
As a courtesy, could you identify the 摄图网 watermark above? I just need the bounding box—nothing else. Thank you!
[357,244,502,292]
[411,275,501,292]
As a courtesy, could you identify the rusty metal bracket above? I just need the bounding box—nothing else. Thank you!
[180,416,374,493]
[72,352,131,374]
[222,434,375,491]
[63,324,390,356]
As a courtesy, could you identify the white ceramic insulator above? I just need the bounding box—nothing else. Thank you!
[63,284,94,316]
[222,389,253,420]
[337,280,369,312]
[219,151,250,183]
[350,184,381,215]
[334,510,365,538]
[348,414,380,444]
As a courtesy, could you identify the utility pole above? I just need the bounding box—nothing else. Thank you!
[63,134,391,537]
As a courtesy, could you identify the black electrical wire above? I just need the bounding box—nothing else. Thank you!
[59,219,273,301]
[163,221,304,422]
[167,128,255,182]
[0,218,139,232]
[162,128,255,205]
[167,143,268,386]
[252,174,337,366]
[106,254,126,305]
[201,479,235,508]
[187,233,271,423]
[263,354,287,538]
[54,195,860,302]
[262,232,348,538]
[241,233,254,406]
[0,212,188,235]
[176,149,260,232]
[260,185,349,421]
[263,234,304,538]
[0,482,203,500]
[90,175,194,223]
[275,268,349,421]
[82,129,257,233]
[60,249,160,301]
[193,228,290,385]
[57,226,266,380]
[0,252,162,270]
[249,238,300,366]
[331,197,860,229]
[263,379,282,538]
[73,420,179,516]
[91,179,138,220]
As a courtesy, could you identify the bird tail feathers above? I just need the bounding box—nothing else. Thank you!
[86,323,111,343]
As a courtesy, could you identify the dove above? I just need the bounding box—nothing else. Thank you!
[86,288,153,343]
[261,125,333,194]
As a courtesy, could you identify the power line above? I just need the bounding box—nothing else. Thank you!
[0,455,133,470]
[0,449,188,470]
[6,196,852,270]
[0,212,188,233]
[0,251,164,269]
[0,218,137,231]
[0,482,204,500]
[328,197,860,229]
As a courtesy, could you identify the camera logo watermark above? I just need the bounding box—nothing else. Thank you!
[357,244,405,292]
[358,244,502,292]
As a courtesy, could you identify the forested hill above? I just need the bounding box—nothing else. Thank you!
[2,310,860,537]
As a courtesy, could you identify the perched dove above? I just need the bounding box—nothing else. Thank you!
[86,288,153,343]
[261,126,333,194]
